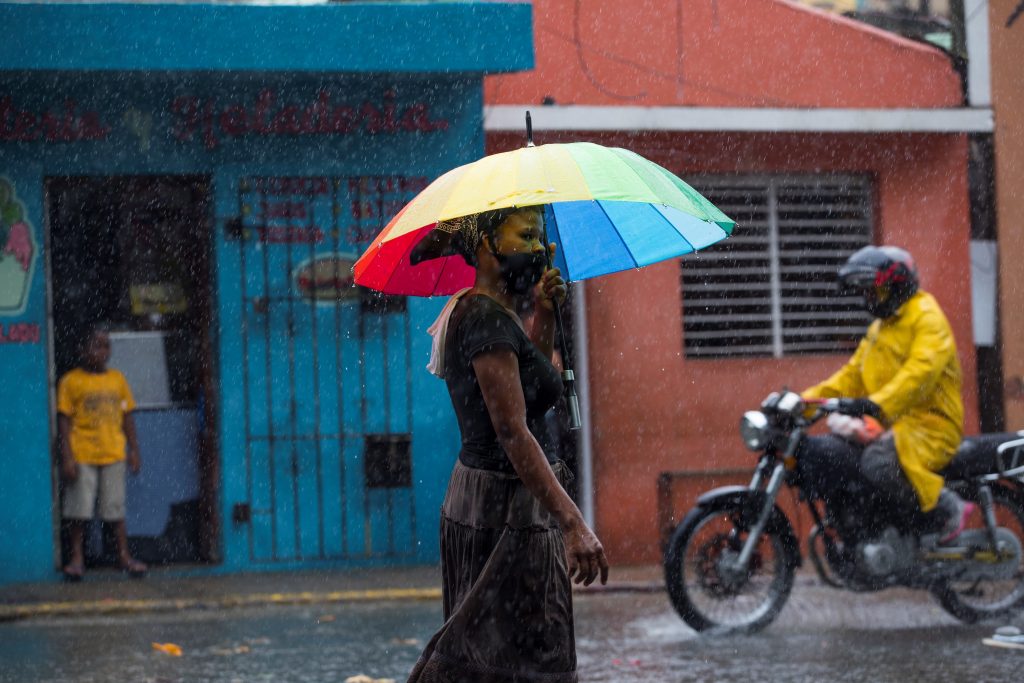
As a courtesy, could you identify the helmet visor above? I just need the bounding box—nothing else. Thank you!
[837,267,875,297]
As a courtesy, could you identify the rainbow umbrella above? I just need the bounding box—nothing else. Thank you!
[354,130,734,429]
[353,141,734,295]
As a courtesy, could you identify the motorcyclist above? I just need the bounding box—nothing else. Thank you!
[800,245,975,543]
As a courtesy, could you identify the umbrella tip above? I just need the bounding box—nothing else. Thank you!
[525,111,535,148]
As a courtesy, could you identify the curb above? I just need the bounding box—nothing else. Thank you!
[0,582,667,623]
[0,587,442,623]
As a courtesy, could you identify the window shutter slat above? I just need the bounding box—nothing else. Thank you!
[681,175,873,358]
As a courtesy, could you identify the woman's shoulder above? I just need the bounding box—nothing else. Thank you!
[458,293,520,328]
[455,294,524,354]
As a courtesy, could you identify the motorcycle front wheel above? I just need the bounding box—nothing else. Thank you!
[931,484,1024,623]
[664,500,796,634]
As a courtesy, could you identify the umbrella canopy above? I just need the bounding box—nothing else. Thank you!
[354,142,734,296]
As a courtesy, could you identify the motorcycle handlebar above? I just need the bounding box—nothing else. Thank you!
[804,397,841,411]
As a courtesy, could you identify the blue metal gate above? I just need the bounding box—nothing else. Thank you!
[227,175,426,562]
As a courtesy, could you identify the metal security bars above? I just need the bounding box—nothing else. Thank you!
[231,175,422,563]
[681,176,874,358]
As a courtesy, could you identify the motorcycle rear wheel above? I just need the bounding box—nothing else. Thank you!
[931,485,1024,623]
[664,501,796,634]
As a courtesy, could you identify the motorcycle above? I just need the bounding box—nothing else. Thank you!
[663,390,1024,634]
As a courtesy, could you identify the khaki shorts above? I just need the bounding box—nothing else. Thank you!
[62,461,126,522]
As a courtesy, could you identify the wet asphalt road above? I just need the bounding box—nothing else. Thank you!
[1,582,1019,683]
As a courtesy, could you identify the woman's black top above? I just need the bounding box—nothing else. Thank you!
[444,294,564,473]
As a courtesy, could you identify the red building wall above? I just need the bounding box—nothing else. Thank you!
[487,0,961,109]
[486,130,979,564]
[486,0,975,564]
[990,0,1024,429]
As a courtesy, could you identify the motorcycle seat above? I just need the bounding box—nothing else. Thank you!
[942,431,1024,480]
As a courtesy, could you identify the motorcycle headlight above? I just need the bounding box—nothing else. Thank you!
[739,411,770,451]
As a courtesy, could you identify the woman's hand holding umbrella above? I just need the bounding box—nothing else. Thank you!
[527,244,568,364]
[535,243,567,313]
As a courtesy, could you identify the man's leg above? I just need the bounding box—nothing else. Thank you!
[861,436,975,542]
[62,463,98,579]
[65,521,86,577]
[796,435,863,504]
[859,435,920,512]
[97,461,146,577]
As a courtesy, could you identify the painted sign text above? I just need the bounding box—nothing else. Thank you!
[171,89,449,150]
[0,97,110,143]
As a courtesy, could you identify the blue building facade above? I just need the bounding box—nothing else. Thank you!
[0,2,533,583]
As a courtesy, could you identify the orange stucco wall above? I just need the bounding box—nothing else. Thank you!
[990,1,1024,429]
[489,131,978,563]
[486,0,962,108]
[485,0,974,563]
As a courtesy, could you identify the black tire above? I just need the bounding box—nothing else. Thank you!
[931,485,1024,623]
[664,498,798,634]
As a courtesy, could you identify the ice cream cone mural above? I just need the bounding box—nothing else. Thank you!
[0,178,37,315]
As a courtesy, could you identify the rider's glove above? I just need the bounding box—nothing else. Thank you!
[836,398,882,420]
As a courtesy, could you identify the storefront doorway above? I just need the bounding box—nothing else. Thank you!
[46,176,217,566]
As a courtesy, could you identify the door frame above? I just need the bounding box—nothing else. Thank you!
[42,174,220,567]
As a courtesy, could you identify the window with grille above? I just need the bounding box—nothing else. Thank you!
[681,175,874,358]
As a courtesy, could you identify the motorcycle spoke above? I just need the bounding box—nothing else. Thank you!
[681,512,787,629]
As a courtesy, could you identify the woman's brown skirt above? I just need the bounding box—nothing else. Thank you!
[407,461,577,683]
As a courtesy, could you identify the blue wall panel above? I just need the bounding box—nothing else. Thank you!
[0,163,53,583]
[0,60,493,581]
[209,75,481,571]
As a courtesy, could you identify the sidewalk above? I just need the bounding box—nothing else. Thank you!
[0,564,666,623]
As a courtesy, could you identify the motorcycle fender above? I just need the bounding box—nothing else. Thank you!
[696,485,754,508]
[693,486,803,568]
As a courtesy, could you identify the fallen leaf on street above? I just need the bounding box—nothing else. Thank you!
[389,638,421,646]
[317,614,337,623]
[344,675,396,683]
[151,642,183,657]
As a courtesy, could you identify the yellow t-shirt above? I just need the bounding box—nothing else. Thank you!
[57,368,137,465]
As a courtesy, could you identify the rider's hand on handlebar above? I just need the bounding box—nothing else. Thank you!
[835,398,882,420]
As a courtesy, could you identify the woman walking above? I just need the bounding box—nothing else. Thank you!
[409,205,608,683]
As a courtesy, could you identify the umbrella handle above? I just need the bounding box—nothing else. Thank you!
[542,220,582,431]
[562,369,582,431]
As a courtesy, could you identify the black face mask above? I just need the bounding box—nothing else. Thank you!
[491,243,547,296]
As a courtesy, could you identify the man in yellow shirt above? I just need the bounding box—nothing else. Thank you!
[802,246,975,543]
[58,325,147,579]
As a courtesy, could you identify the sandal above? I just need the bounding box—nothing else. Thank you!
[118,558,147,578]
[62,563,84,582]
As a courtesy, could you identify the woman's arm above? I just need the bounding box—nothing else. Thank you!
[473,350,608,585]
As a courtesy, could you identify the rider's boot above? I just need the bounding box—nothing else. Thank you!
[936,488,977,544]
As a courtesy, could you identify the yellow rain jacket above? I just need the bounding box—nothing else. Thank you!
[802,291,963,512]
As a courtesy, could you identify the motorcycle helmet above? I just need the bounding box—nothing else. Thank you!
[837,245,919,318]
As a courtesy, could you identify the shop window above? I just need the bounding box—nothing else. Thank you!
[681,175,874,358]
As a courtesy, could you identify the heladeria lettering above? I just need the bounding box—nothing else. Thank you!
[170,89,449,149]
[0,97,110,143]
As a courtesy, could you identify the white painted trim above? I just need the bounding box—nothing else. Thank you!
[965,0,992,107]
[571,282,594,528]
[484,105,994,133]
